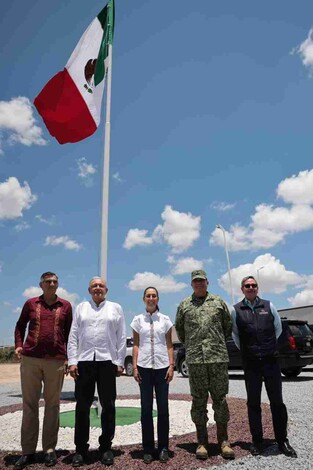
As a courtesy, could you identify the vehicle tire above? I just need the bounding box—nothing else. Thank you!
[125,358,133,376]
[281,368,301,377]
[179,359,189,378]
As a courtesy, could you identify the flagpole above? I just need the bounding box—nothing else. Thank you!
[100,17,113,281]
[98,1,114,418]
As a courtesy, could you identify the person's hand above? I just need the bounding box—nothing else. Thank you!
[69,365,79,380]
[165,365,174,383]
[133,367,142,384]
[15,347,23,360]
[116,366,124,377]
[64,362,69,376]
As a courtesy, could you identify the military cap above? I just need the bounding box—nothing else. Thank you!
[191,269,207,281]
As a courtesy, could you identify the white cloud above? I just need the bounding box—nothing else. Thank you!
[77,158,96,187]
[277,170,313,205]
[35,214,57,226]
[210,201,236,212]
[44,235,82,251]
[13,307,22,314]
[210,224,251,252]
[294,28,313,73]
[288,289,313,307]
[0,177,37,220]
[128,272,187,293]
[167,255,204,275]
[0,97,47,153]
[210,169,313,252]
[251,203,313,237]
[14,221,30,232]
[23,286,42,298]
[123,229,153,249]
[219,253,303,298]
[124,205,201,253]
[153,205,201,253]
[23,286,80,307]
[303,275,313,290]
[112,172,123,183]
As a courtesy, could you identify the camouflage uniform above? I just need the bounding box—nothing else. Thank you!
[175,291,232,444]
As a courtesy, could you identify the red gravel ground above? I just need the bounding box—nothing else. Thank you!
[0,394,275,470]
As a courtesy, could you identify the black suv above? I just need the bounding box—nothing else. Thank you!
[176,319,313,378]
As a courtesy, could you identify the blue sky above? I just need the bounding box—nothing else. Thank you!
[1,0,313,345]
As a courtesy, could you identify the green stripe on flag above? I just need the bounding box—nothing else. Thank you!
[95,0,114,86]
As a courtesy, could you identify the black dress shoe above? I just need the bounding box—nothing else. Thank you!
[249,441,263,456]
[72,453,85,467]
[278,439,297,458]
[14,454,35,470]
[143,453,153,464]
[101,450,114,465]
[159,449,169,463]
[44,451,57,467]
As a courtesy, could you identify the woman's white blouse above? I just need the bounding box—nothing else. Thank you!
[130,311,173,369]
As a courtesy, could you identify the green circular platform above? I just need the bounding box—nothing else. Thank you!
[60,407,157,428]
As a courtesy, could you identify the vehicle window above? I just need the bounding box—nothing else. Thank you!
[126,338,133,347]
[288,324,312,336]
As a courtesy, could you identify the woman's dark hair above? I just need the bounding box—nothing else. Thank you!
[143,286,159,311]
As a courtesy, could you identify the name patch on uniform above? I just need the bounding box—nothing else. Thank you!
[258,310,269,315]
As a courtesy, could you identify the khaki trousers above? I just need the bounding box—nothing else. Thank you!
[20,356,65,454]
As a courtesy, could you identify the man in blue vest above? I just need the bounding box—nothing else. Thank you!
[231,275,297,458]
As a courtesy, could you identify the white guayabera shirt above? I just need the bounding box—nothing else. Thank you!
[131,311,173,369]
[67,299,126,367]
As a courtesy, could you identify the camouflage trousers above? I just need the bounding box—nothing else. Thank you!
[188,362,230,440]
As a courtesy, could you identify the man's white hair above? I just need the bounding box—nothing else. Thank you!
[88,276,107,287]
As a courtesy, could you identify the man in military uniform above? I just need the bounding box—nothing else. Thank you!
[175,270,234,460]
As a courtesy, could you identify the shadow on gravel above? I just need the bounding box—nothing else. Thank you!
[4,448,125,468]
[129,448,174,461]
[231,438,276,452]
[4,450,71,467]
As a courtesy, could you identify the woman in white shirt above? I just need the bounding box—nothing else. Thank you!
[131,286,174,464]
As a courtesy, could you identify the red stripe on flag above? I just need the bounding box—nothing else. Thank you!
[34,69,97,144]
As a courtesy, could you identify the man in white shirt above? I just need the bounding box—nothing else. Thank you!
[68,277,126,467]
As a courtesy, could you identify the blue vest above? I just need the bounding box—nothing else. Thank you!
[234,298,277,359]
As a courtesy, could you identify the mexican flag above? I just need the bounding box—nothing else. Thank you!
[34,1,114,144]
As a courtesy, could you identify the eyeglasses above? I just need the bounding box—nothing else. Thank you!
[145,294,157,298]
[243,283,258,289]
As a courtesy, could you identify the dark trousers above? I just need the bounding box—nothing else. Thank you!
[243,356,288,444]
[138,366,169,453]
[74,360,117,454]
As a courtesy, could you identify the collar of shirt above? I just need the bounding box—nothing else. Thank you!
[90,298,106,309]
[191,291,211,306]
[145,310,159,320]
[243,296,260,310]
[37,295,63,307]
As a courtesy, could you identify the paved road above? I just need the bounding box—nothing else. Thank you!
[1,368,312,407]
